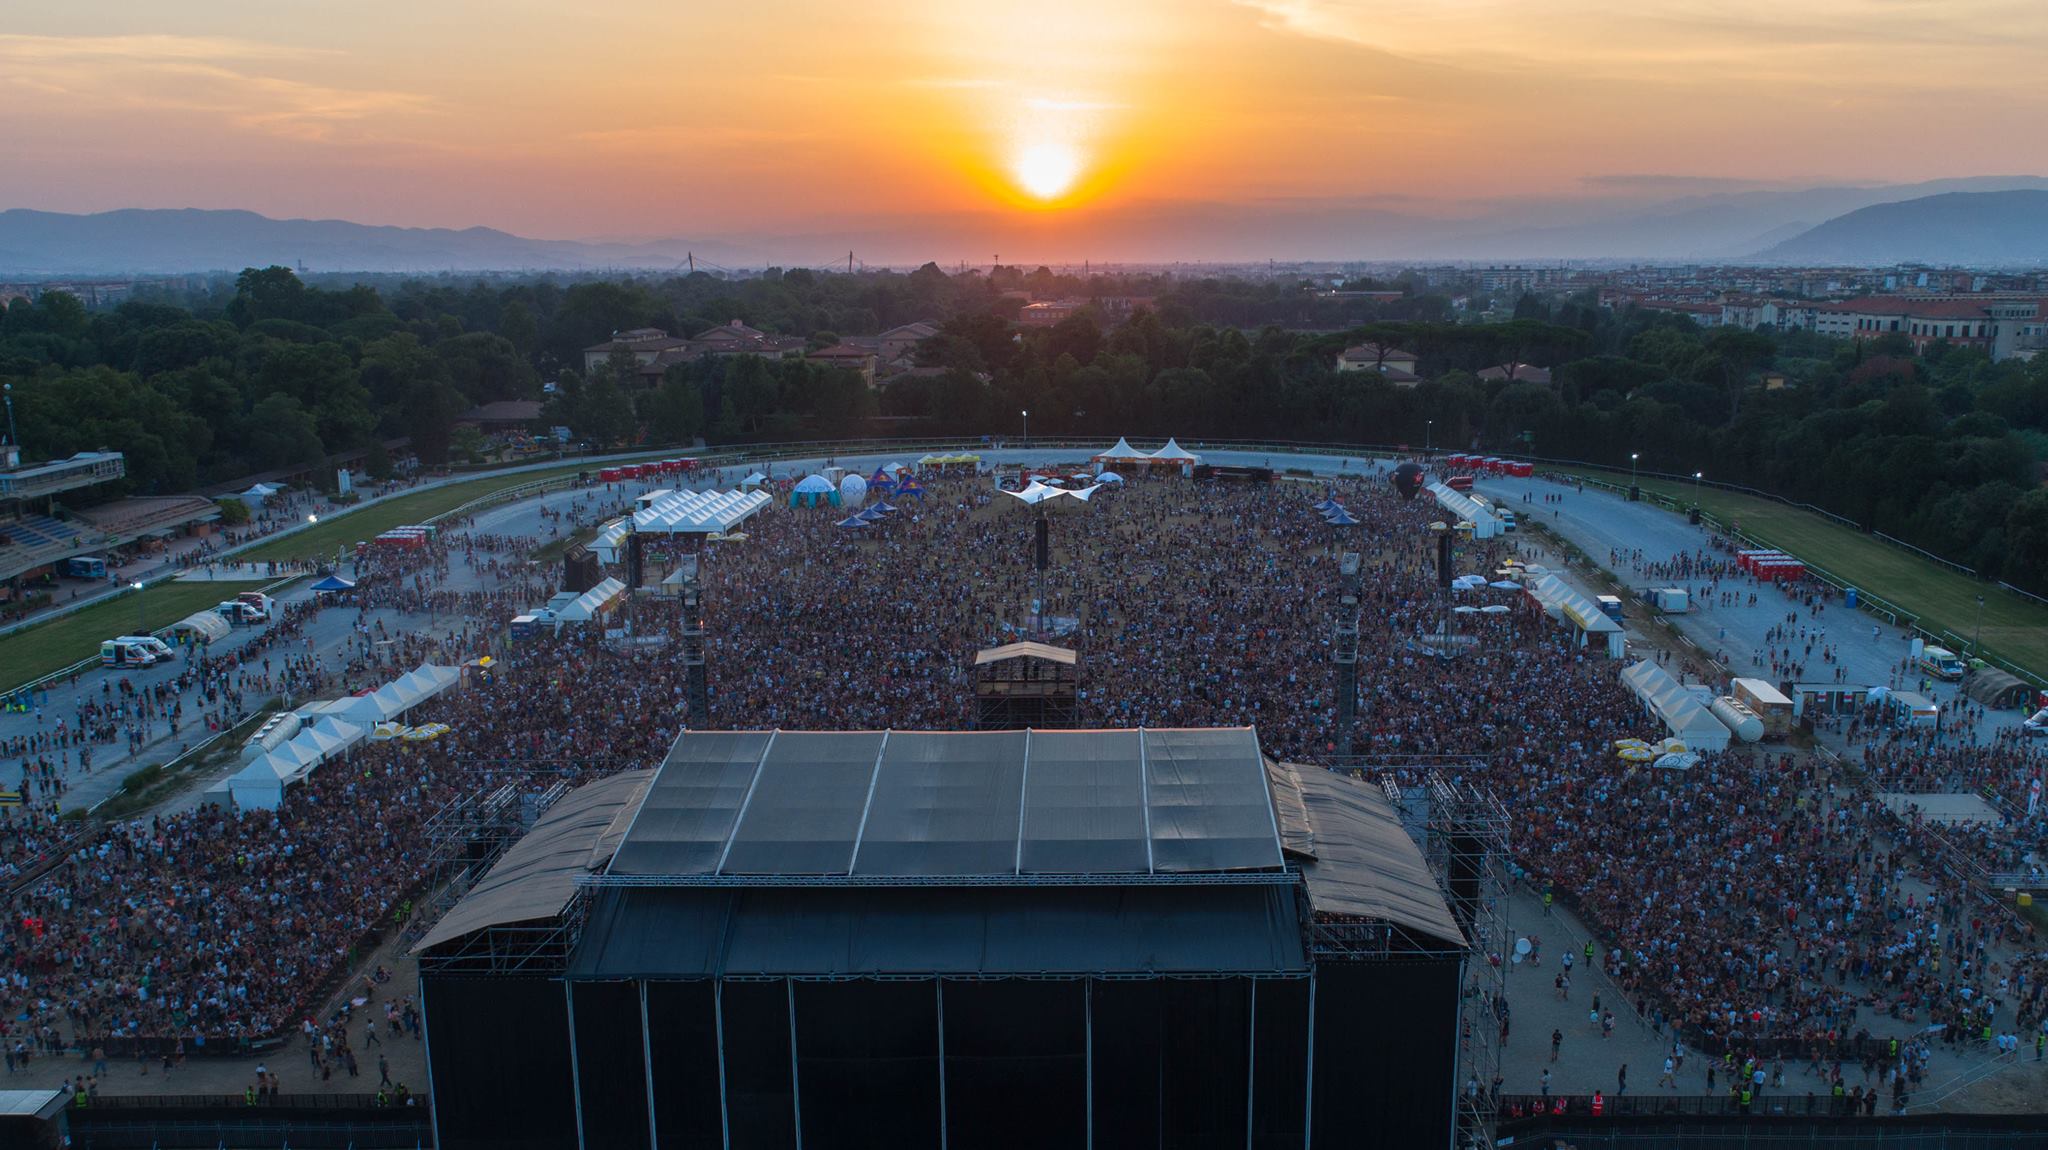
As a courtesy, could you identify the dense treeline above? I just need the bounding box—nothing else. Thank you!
[5,266,2048,589]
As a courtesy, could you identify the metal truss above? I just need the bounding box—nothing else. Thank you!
[1326,762,1510,1150]
[416,896,591,976]
[576,870,1299,890]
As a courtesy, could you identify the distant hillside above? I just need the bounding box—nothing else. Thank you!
[1762,190,2048,265]
[0,208,742,276]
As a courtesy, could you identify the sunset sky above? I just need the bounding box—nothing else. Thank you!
[6,1,2048,258]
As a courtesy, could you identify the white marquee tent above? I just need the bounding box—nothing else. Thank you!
[227,717,367,809]
[1619,660,1732,753]
[1527,574,1625,658]
[594,489,772,559]
[1426,482,1502,539]
[1093,438,1149,463]
[1148,438,1200,464]
[554,577,625,623]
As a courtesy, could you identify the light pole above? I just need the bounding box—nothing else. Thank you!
[130,581,144,633]
[1630,452,1640,484]
[1425,419,1434,453]
[1021,409,1028,446]
[1974,595,1985,660]
[1692,471,1702,508]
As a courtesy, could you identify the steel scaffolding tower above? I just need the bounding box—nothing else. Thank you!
[1376,768,1511,1150]
[674,555,710,729]
[1331,552,1362,757]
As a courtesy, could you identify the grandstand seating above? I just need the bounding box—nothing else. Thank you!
[0,512,100,583]
[0,512,83,551]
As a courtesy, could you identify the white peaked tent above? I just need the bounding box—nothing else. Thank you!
[1003,482,1103,507]
[1093,438,1148,462]
[1148,438,1200,464]
[595,491,773,560]
[555,577,625,623]
[305,663,461,726]
[1427,482,1501,539]
[227,718,365,809]
[1528,574,1624,658]
[739,472,769,489]
[635,489,770,534]
[1619,661,1732,753]
[393,664,460,705]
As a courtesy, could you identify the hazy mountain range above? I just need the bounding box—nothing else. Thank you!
[1760,190,2048,266]
[3,176,2047,274]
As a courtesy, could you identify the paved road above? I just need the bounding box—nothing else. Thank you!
[1468,474,2026,747]
[0,480,643,819]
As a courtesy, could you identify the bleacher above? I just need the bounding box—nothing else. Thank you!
[71,496,219,541]
[0,512,81,551]
[0,511,98,582]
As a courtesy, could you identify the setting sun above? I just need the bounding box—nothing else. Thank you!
[1013,142,1082,201]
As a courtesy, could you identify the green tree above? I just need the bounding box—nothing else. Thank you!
[645,368,705,445]
[579,375,635,447]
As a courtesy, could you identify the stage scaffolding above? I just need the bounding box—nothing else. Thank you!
[401,781,567,949]
[1368,761,1515,1145]
[1331,552,1362,757]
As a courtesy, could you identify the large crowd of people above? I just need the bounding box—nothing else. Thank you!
[0,461,2034,1110]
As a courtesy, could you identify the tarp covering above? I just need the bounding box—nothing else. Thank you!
[1963,666,2033,709]
[308,574,356,592]
[604,727,1287,878]
[170,609,230,644]
[414,770,654,952]
[1619,661,1732,752]
[568,884,1306,978]
[1269,762,1466,948]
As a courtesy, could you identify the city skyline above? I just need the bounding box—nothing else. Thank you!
[5,2,2048,260]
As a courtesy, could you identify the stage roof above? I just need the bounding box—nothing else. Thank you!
[972,641,1077,666]
[606,728,1287,878]
[424,728,1467,966]
[1270,762,1466,948]
[413,770,652,952]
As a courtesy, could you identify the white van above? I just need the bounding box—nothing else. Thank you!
[100,639,158,668]
[113,635,175,661]
[217,600,266,624]
[1919,646,1966,681]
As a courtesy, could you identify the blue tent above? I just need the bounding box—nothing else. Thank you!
[308,574,356,592]
[834,516,869,529]
[857,506,886,522]
[1326,510,1359,526]
[1313,498,1338,512]
[874,501,898,513]
[895,478,926,499]
[868,468,896,492]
